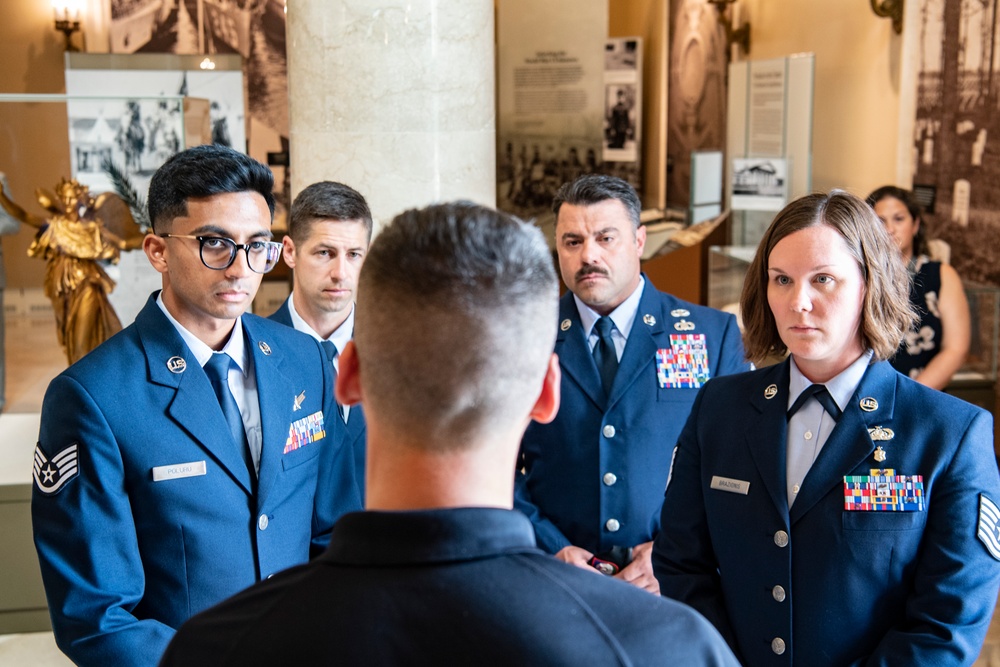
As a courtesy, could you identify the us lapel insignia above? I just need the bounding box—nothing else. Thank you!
[293,391,306,412]
[670,309,690,317]
[674,319,695,332]
[643,314,656,326]
[166,356,187,374]
[874,446,887,463]
[560,319,571,331]
[258,341,272,355]
[860,397,879,412]
[868,426,894,441]
[33,443,80,494]
[764,384,778,399]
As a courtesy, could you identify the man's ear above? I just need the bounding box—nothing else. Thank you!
[282,235,297,270]
[336,340,362,407]
[528,353,561,425]
[143,233,168,275]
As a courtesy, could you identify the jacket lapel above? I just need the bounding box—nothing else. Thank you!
[607,282,661,409]
[244,317,294,510]
[745,361,792,518]
[790,361,899,524]
[554,294,605,410]
[138,297,254,495]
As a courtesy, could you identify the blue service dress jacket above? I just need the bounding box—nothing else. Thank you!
[269,297,367,494]
[516,280,749,554]
[31,294,361,667]
[160,508,741,666]
[653,358,1000,667]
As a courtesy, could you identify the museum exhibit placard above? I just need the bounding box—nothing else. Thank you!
[496,0,607,225]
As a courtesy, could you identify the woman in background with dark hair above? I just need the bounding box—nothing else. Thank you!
[867,185,970,389]
[653,190,1000,667]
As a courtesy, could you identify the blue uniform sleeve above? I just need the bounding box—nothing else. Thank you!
[32,375,175,667]
[310,339,363,556]
[652,384,742,659]
[513,462,573,553]
[715,313,751,376]
[862,409,1000,665]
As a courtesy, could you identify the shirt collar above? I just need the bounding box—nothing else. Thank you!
[573,275,645,339]
[156,292,248,374]
[322,508,538,566]
[287,292,355,354]
[788,349,873,413]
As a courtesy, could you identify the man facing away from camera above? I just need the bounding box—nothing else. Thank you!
[159,201,739,666]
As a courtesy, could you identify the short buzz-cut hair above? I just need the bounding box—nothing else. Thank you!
[355,201,558,447]
[147,144,275,233]
[740,190,917,367]
[288,181,373,244]
[552,174,641,229]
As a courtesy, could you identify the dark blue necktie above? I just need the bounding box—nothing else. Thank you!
[204,353,254,475]
[787,384,842,421]
[321,341,346,422]
[592,317,619,397]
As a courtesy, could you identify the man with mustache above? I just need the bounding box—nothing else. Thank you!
[269,181,371,496]
[31,146,358,666]
[516,174,749,593]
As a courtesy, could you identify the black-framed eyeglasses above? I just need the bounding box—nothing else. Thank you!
[160,234,282,274]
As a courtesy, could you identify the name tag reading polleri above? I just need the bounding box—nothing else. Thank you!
[152,460,207,482]
[710,475,750,495]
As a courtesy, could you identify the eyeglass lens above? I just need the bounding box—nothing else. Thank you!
[201,237,281,273]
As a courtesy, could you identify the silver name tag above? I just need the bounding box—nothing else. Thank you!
[152,460,207,482]
[710,475,750,495]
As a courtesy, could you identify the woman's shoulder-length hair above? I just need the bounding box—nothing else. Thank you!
[739,190,917,367]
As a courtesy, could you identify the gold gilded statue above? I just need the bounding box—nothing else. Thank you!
[0,178,145,364]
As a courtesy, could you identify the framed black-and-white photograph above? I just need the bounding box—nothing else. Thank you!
[731,158,787,211]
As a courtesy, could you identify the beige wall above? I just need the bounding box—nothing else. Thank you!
[743,0,904,197]
[0,4,69,289]
[610,0,669,210]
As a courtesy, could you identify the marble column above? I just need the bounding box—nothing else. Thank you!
[286,0,496,230]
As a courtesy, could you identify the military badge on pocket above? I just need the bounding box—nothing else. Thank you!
[284,411,326,454]
[657,334,710,389]
[843,469,924,511]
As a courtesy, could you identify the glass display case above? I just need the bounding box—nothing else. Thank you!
[708,245,1000,414]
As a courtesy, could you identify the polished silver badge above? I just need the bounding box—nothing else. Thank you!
[259,341,272,355]
[874,446,887,463]
[670,309,690,317]
[293,391,305,412]
[560,319,571,331]
[166,356,187,374]
[860,397,879,412]
[868,426,895,441]
[674,320,695,332]
[643,314,656,326]
[764,384,778,399]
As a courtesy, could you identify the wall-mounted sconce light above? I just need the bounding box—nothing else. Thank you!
[871,0,903,34]
[52,0,84,52]
[707,0,751,57]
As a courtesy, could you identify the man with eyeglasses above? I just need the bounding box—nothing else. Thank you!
[31,144,361,667]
